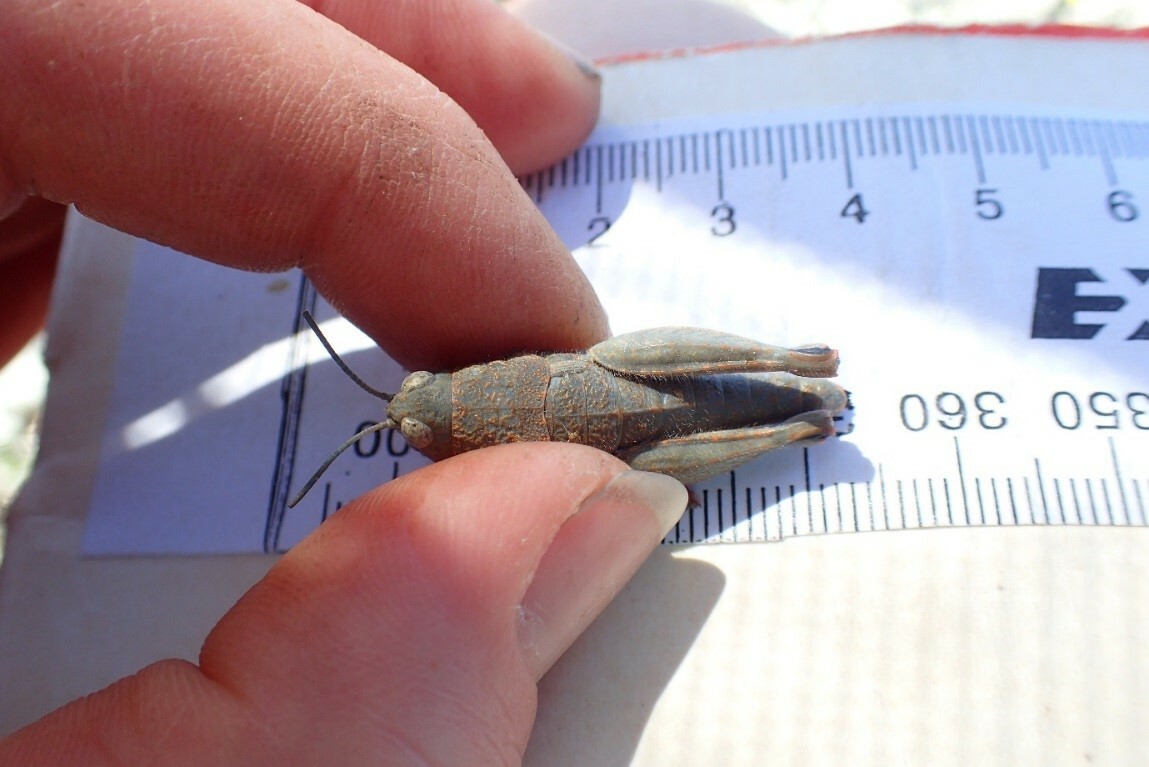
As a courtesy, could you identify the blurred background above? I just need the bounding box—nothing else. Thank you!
[2,0,1146,551]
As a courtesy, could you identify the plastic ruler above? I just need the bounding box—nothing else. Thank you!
[257,104,1149,550]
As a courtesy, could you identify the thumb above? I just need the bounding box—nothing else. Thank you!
[0,444,685,766]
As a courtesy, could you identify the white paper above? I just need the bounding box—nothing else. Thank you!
[84,104,1149,554]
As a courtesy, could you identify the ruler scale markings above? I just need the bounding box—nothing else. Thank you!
[1103,120,1123,159]
[1006,477,1019,525]
[729,472,738,540]
[879,117,889,156]
[1037,118,1053,157]
[941,114,955,154]
[1069,478,1086,524]
[974,477,986,525]
[594,146,604,213]
[805,483,814,533]
[1053,478,1069,524]
[951,114,966,155]
[816,121,826,161]
[953,437,972,525]
[1053,117,1071,155]
[781,484,790,539]
[988,114,1006,153]
[1034,459,1051,524]
[913,115,927,156]
[878,465,890,529]
[686,496,694,541]
[714,487,724,541]
[852,119,864,158]
[655,138,664,191]
[1088,478,1103,525]
[890,117,903,156]
[827,120,838,160]
[715,132,725,200]
[1001,115,1020,153]
[820,484,829,533]
[1134,481,1147,526]
[841,121,853,188]
[1067,119,1084,156]
[828,483,837,532]
[1095,123,1119,186]
[775,486,784,536]
[765,126,774,166]
[846,482,857,531]
[1111,121,1130,155]
[865,480,876,531]
[996,115,1014,153]
[1078,119,1096,156]
[912,478,923,527]
[966,115,987,184]
[1029,117,1049,169]
[897,479,907,529]
[1013,115,1030,154]
[1100,479,1117,526]
[745,487,755,540]
[866,117,877,157]
[983,114,996,152]
[991,478,1003,525]
[1108,437,1131,524]
[928,478,938,526]
[904,117,918,169]
[1119,121,1139,156]
[1023,477,1036,525]
[703,488,712,539]
[802,123,812,162]
[943,478,954,526]
[778,126,788,179]
[752,126,762,166]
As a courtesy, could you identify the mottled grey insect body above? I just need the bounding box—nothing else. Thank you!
[387,327,847,485]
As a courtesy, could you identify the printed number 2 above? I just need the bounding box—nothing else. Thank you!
[840,193,869,224]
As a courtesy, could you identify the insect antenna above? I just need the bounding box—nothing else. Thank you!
[301,311,393,402]
[287,419,398,508]
[288,311,399,508]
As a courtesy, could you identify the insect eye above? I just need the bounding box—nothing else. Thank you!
[400,371,435,392]
[400,417,434,449]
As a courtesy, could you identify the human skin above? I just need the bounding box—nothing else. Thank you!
[0,1,688,764]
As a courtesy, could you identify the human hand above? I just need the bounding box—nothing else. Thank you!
[2,445,685,765]
[0,0,608,370]
[0,0,690,763]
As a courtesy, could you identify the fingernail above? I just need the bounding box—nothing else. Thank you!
[537,31,601,83]
[517,471,686,679]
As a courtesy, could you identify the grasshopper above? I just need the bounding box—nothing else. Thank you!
[289,315,847,506]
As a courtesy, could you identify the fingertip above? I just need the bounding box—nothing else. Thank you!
[517,470,687,679]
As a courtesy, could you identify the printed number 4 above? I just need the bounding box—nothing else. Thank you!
[840,193,869,224]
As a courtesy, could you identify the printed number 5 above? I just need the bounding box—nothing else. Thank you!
[975,188,1003,220]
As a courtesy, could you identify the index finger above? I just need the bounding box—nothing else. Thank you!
[0,0,608,370]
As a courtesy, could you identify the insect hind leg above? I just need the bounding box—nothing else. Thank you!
[615,411,836,486]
